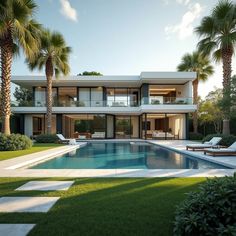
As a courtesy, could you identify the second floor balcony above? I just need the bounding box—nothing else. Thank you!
[11,96,193,108]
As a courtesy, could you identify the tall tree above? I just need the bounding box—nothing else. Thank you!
[0,0,41,134]
[195,0,236,134]
[13,87,33,106]
[199,89,224,134]
[177,51,214,133]
[27,30,71,134]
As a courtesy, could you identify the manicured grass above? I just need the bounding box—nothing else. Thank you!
[0,177,206,236]
[0,143,63,161]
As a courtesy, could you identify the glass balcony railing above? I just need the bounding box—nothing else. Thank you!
[11,97,193,107]
[141,97,193,105]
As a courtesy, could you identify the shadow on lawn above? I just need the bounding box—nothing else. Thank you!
[28,177,205,236]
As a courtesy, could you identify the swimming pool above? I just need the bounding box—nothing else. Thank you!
[31,142,228,169]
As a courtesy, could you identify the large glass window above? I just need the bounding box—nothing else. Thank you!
[106,88,115,107]
[115,116,139,139]
[58,87,77,106]
[35,87,46,107]
[78,88,90,107]
[32,114,56,136]
[142,113,185,140]
[91,87,103,107]
[116,116,131,138]
[106,88,139,107]
[114,89,128,106]
[35,87,57,107]
[129,89,139,106]
[62,114,106,139]
[149,85,177,104]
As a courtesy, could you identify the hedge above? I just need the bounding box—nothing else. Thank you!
[0,133,32,151]
[174,175,236,236]
[35,134,58,143]
[202,134,236,147]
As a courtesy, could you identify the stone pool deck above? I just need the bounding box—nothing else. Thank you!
[0,140,235,178]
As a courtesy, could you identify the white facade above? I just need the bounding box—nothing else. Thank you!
[11,72,197,139]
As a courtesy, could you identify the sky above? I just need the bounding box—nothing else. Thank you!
[12,0,236,98]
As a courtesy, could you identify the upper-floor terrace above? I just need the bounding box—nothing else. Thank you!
[11,72,197,113]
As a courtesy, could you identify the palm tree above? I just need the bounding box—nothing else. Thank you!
[27,30,71,134]
[0,0,41,135]
[177,51,214,133]
[195,0,236,134]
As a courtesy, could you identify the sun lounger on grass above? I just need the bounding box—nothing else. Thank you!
[56,134,77,145]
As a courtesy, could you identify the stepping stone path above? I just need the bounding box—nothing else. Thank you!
[0,181,74,235]
[0,197,60,213]
[16,181,74,191]
[0,224,35,236]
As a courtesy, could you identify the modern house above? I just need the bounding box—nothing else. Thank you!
[11,72,197,140]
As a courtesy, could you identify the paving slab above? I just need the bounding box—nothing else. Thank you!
[0,224,35,236]
[16,181,74,191]
[0,197,60,212]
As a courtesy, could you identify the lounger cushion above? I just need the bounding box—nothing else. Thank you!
[187,144,212,148]
[205,148,236,153]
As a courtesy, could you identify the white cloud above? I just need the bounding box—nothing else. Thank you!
[162,0,190,5]
[165,3,203,40]
[60,0,77,22]
[176,0,190,6]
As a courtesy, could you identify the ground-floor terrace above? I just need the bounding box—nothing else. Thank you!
[12,113,188,140]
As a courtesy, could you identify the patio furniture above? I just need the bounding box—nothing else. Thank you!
[204,142,236,156]
[91,132,105,139]
[152,131,174,139]
[186,137,222,151]
[56,134,77,145]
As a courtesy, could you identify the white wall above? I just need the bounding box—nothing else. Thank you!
[182,81,192,98]
[168,114,186,139]
[24,115,33,137]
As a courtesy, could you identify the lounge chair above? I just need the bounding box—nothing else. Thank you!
[56,134,77,145]
[186,137,222,151]
[204,141,236,156]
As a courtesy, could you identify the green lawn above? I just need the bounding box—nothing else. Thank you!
[0,177,206,236]
[0,143,63,161]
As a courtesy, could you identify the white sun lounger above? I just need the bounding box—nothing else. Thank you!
[204,141,236,156]
[56,134,77,145]
[186,137,222,151]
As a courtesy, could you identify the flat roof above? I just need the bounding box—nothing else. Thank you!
[12,72,196,88]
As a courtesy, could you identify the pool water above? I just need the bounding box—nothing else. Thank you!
[31,142,227,169]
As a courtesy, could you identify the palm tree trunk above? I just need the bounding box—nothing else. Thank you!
[222,48,232,135]
[0,34,13,135]
[45,58,53,134]
[192,79,198,133]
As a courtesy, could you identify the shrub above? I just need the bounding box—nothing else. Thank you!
[189,132,203,140]
[174,176,236,236]
[35,134,58,143]
[202,133,236,146]
[0,133,32,151]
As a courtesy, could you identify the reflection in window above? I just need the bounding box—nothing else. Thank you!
[35,87,46,107]
[58,87,77,107]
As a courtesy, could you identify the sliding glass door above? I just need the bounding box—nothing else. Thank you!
[115,116,139,139]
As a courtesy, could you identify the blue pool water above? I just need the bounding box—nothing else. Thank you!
[31,142,228,169]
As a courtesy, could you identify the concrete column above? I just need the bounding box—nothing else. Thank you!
[24,115,33,137]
